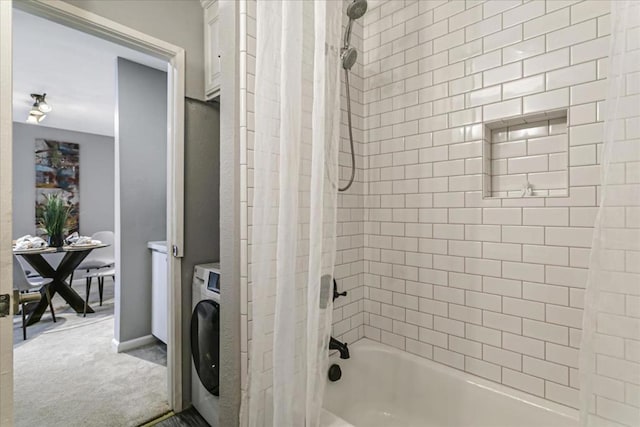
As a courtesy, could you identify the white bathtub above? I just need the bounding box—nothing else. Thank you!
[321,339,578,427]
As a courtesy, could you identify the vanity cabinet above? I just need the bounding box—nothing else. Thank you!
[202,0,220,100]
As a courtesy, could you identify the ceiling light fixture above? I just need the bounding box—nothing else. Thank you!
[26,93,51,124]
[31,93,52,113]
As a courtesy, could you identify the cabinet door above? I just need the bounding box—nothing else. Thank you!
[205,0,220,99]
[152,250,168,343]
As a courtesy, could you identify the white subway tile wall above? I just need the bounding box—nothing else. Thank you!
[361,0,609,409]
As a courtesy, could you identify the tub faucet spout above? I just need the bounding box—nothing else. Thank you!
[330,336,350,359]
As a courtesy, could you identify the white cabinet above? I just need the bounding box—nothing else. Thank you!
[149,241,168,344]
[202,0,220,100]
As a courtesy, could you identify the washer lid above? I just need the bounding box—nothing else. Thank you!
[191,299,220,396]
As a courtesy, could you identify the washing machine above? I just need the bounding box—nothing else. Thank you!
[191,262,221,427]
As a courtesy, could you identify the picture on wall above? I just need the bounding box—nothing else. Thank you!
[35,139,80,236]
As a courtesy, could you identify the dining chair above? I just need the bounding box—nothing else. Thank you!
[16,254,39,279]
[69,231,115,288]
[14,256,57,340]
[83,267,115,317]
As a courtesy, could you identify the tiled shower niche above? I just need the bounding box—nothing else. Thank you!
[483,110,569,198]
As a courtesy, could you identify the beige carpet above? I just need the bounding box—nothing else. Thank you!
[13,282,170,427]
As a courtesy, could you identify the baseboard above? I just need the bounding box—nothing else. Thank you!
[111,334,157,353]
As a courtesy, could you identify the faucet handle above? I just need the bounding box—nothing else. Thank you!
[333,279,348,301]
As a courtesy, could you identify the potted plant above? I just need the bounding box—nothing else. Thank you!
[40,193,70,247]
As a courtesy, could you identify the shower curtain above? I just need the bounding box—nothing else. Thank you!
[579,2,640,426]
[243,1,342,426]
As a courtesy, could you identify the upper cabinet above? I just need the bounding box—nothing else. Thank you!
[202,0,220,100]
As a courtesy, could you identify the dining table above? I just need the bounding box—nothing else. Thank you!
[13,243,109,326]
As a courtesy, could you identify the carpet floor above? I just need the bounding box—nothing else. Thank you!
[13,281,170,427]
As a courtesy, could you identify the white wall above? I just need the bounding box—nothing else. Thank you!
[360,0,611,410]
[12,122,114,238]
[115,58,167,344]
[64,0,204,100]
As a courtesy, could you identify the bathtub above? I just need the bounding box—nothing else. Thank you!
[321,339,578,427]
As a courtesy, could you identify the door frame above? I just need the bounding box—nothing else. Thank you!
[0,1,14,425]
[0,0,187,422]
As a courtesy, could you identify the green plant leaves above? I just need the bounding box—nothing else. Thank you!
[40,193,71,237]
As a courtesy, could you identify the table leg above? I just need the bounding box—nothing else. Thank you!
[25,279,96,326]
[22,250,97,326]
[24,288,51,326]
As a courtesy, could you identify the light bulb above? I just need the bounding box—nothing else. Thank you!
[26,113,46,124]
[29,105,44,116]
[38,101,52,113]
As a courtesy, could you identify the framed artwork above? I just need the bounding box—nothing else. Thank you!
[35,139,79,236]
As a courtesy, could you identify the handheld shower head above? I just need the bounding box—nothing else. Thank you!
[343,0,367,51]
[341,47,357,70]
[346,0,368,20]
[339,0,367,192]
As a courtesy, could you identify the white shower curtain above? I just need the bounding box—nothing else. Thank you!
[243,1,342,426]
[579,2,640,426]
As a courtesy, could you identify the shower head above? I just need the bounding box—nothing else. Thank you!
[347,0,368,20]
[343,0,367,51]
[342,47,358,70]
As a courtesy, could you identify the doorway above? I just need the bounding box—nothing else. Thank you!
[0,1,186,425]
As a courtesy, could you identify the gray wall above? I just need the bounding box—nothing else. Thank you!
[219,1,241,424]
[115,58,167,343]
[12,122,115,237]
[181,98,220,403]
[64,0,204,100]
